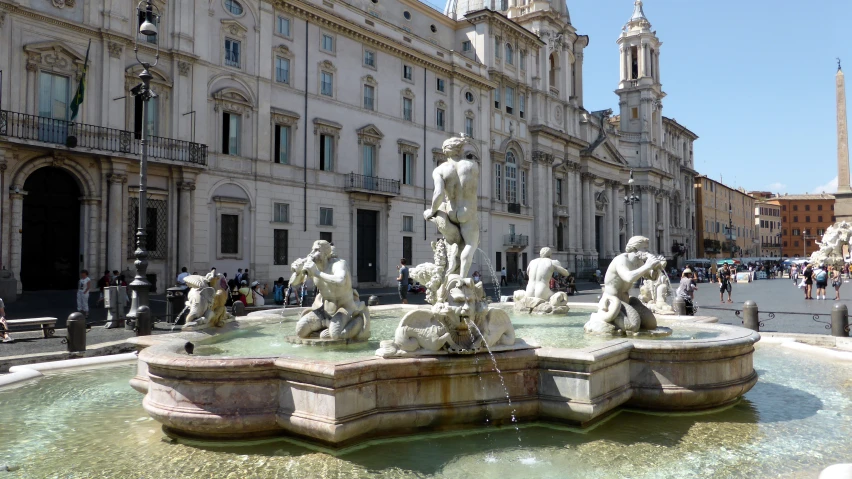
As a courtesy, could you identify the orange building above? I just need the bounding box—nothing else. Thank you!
[775,194,836,258]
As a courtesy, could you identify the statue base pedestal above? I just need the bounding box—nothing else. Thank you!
[285,335,368,347]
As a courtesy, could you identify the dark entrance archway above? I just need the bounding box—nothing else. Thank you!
[22,167,81,290]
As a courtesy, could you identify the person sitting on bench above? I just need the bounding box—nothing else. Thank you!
[0,298,12,343]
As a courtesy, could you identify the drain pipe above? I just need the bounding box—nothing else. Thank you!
[0,164,4,270]
[303,20,309,233]
[423,66,427,242]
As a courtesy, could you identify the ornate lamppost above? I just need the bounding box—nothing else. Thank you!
[126,0,160,329]
[623,169,640,237]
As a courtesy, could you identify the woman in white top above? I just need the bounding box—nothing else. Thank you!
[251,281,267,306]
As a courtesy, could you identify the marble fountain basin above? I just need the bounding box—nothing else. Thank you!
[128,304,759,448]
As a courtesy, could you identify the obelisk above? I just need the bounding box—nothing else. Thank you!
[833,59,852,221]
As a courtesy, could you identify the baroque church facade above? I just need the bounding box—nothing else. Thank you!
[0,0,696,293]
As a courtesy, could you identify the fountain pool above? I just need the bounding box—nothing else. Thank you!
[0,343,849,478]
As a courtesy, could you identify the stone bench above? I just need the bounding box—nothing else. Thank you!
[5,317,58,338]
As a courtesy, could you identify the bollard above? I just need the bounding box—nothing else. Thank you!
[232,301,246,317]
[742,300,759,332]
[66,312,87,353]
[135,305,152,336]
[368,295,380,306]
[831,303,849,337]
[673,297,687,315]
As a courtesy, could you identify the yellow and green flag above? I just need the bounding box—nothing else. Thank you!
[69,40,91,122]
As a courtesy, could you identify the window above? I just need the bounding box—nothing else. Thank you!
[277,16,291,36]
[274,125,290,164]
[403,236,413,265]
[221,214,239,255]
[494,87,500,109]
[505,86,514,114]
[464,117,474,138]
[494,36,500,59]
[403,65,413,81]
[505,43,513,65]
[818,204,823,211]
[495,163,502,200]
[402,215,414,232]
[793,205,798,211]
[465,91,475,103]
[631,107,638,119]
[402,152,413,185]
[274,229,288,265]
[436,78,445,92]
[782,205,787,211]
[134,95,158,138]
[273,203,289,223]
[805,205,810,211]
[364,85,375,110]
[505,152,517,204]
[403,97,413,121]
[520,50,526,70]
[436,108,445,130]
[364,49,376,67]
[462,40,471,52]
[225,38,240,67]
[224,0,243,14]
[320,207,334,226]
[128,198,168,259]
[794,240,799,247]
[521,170,527,205]
[362,144,376,178]
[275,57,290,84]
[793,229,800,236]
[793,216,798,222]
[519,93,525,119]
[319,134,334,171]
[556,179,562,205]
[317,232,332,244]
[321,71,333,96]
[403,10,411,19]
[321,34,334,52]
[818,228,825,235]
[784,241,788,247]
[222,112,241,155]
[818,215,823,222]
[805,216,810,222]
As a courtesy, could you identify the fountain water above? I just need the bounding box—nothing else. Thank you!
[477,247,502,302]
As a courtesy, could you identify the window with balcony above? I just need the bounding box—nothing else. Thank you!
[319,134,334,171]
[321,72,333,97]
[274,125,290,164]
[275,57,290,84]
[362,144,376,179]
[133,95,158,139]
[222,112,241,155]
[363,85,375,110]
[224,38,241,68]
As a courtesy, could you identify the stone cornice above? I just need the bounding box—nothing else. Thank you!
[274,0,497,91]
[528,124,588,151]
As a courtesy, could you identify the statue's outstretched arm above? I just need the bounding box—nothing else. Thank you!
[426,169,445,218]
[315,261,348,286]
[616,260,655,284]
[552,260,570,277]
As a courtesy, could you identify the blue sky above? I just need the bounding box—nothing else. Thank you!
[441,1,852,194]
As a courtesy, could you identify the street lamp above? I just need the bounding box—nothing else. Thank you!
[623,169,640,237]
[126,0,160,330]
[726,204,735,258]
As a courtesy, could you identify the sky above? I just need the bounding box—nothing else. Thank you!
[442,0,852,195]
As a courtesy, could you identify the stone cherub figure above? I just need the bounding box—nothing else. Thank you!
[184,268,232,329]
[291,240,370,341]
[513,247,571,314]
[585,236,665,335]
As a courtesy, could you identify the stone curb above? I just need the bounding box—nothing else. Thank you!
[0,352,138,390]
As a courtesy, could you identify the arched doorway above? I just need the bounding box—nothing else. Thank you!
[21,167,81,290]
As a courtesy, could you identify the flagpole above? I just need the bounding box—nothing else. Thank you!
[67,40,90,148]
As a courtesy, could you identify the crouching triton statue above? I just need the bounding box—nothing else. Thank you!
[512,247,571,314]
[290,240,370,343]
[584,236,670,336]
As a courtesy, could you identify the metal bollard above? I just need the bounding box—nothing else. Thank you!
[673,297,687,315]
[232,301,246,317]
[135,305,152,336]
[66,312,87,353]
[742,300,759,332]
[368,295,380,306]
[831,303,849,337]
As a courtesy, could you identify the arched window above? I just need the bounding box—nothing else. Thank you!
[505,43,514,65]
[224,0,243,15]
[549,53,557,88]
[505,151,518,204]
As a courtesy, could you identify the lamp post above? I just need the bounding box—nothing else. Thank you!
[725,204,735,258]
[623,169,640,237]
[126,0,160,330]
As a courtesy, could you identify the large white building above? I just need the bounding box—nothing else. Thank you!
[0,0,697,293]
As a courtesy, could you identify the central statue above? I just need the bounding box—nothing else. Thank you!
[512,247,572,314]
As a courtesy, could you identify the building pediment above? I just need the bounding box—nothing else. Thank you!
[356,124,384,145]
[221,20,248,38]
[24,41,86,74]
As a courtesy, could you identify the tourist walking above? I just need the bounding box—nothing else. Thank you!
[791,264,798,283]
[500,267,508,286]
[397,259,409,305]
[718,264,732,303]
[0,298,12,343]
[709,263,718,283]
[77,269,92,318]
[802,264,814,300]
[832,266,842,300]
[814,265,829,300]
[235,268,244,284]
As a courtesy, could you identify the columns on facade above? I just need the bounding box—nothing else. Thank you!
[81,197,101,274]
[619,47,625,82]
[9,191,25,294]
[603,183,614,258]
[626,46,633,80]
[581,173,592,254]
[609,181,619,257]
[570,166,581,254]
[574,52,584,106]
[107,173,127,272]
[177,180,195,270]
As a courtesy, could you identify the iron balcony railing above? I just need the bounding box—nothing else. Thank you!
[0,110,207,165]
[503,234,529,247]
[345,172,400,196]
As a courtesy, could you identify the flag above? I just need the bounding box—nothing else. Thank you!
[69,40,91,122]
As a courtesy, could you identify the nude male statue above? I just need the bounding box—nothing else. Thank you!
[291,240,370,340]
[525,247,570,301]
[585,235,664,334]
[424,135,479,279]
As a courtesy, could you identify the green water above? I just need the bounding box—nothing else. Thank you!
[1,343,849,478]
[194,311,721,361]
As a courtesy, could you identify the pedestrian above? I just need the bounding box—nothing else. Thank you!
[238,280,253,305]
[472,271,481,283]
[802,264,814,300]
[0,298,12,343]
[791,263,799,283]
[517,268,525,287]
[77,269,92,318]
[251,281,266,306]
[815,264,829,300]
[96,269,111,305]
[176,267,189,286]
[273,277,286,305]
[709,263,718,283]
[677,268,697,314]
[500,267,507,286]
[235,268,243,284]
[397,258,409,305]
[243,269,251,285]
[718,264,732,303]
[832,266,842,300]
